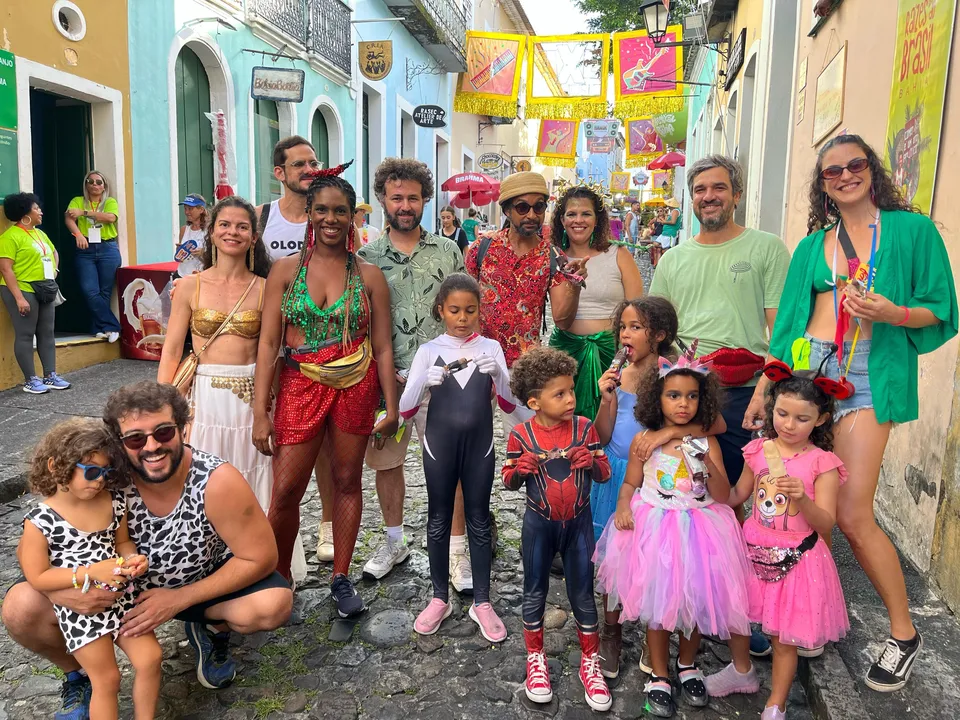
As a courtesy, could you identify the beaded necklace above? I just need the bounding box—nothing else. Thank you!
[283,253,366,348]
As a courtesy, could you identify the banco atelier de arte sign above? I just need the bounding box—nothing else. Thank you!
[251,67,305,103]
[413,105,447,128]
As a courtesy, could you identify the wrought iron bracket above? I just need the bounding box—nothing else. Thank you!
[406,58,446,91]
[478,121,494,144]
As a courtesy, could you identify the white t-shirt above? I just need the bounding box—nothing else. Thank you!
[263,200,307,262]
[176,226,206,276]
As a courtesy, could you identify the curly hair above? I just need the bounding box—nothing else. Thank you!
[29,418,130,496]
[806,134,921,234]
[762,374,835,451]
[611,296,678,357]
[509,346,577,406]
[373,158,435,205]
[103,382,192,437]
[551,186,611,252]
[201,196,272,278]
[3,192,40,223]
[634,367,723,431]
[431,272,480,322]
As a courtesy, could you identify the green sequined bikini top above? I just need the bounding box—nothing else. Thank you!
[283,255,367,348]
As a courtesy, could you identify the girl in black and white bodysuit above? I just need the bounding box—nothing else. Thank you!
[401,273,526,642]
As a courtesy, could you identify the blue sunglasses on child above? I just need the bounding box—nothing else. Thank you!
[76,463,117,482]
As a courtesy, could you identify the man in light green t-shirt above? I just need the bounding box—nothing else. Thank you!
[650,155,789,489]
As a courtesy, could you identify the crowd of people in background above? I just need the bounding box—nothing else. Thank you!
[1,132,957,720]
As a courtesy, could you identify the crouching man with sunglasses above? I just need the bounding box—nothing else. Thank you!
[2,381,292,716]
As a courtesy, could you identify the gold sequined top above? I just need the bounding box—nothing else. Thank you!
[190,277,264,339]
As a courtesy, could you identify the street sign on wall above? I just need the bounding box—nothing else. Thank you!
[412,105,447,128]
[0,50,17,130]
[478,152,503,171]
[359,41,393,80]
[251,66,305,102]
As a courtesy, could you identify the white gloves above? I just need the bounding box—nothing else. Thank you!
[473,354,500,378]
[425,365,447,388]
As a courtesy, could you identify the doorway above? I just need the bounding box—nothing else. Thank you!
[174,46,215,206]
[29,88,92,334]
[311,109,330,170]
[253,98,281,204]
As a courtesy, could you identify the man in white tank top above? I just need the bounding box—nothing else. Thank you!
[255,135,321,263]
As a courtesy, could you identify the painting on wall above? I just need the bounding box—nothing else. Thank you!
[812,43,846,145]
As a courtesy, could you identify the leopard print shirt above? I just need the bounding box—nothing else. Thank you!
[123,448,231,591]
[26,494,136,653]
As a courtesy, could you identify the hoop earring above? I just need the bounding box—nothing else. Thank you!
[560,229,569,250]
[212,244,218,266]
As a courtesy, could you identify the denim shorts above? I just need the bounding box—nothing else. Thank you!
[805,333,873,419]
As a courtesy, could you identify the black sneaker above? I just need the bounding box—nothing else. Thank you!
[677,664,708,707]
[644,675,676,717]
[331,574,366,618]
[54,670,91,720]
[865,632,923,692]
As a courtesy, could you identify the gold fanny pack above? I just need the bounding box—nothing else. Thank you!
[286,336,372,389]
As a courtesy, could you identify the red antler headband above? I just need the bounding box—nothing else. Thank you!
[762,345,854,401]
[304,159,355,179]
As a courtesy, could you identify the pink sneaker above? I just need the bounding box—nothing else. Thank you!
[704,662,760,697]
[468,602,507,642]
[762,705,787,720]
[414,598,452,635]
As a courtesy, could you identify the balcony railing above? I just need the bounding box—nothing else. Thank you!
[307,0,352,76]
[385,0,467,72]
[248,0,352,78]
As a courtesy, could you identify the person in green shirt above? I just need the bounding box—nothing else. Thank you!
[770,135,956,693]
[64,170,122,341]
[461,207,479,245]
[0,193,71,393]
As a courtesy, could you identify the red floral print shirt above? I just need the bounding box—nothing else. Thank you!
[465,229,568,368]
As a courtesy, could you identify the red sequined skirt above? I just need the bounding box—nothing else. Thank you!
[274,336,380,445]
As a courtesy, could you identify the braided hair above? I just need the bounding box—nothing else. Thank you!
[280,161,363,349]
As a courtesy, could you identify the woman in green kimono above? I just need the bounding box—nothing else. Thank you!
[549,186,644,421]
[769,134,957,693]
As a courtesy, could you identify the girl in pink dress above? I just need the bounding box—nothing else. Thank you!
[708,358,849,720]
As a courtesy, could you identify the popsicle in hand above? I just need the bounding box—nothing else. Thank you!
[763,439,787,478]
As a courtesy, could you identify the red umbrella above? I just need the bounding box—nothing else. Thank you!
[449,189,496,208]
[441,172,497,193]
[648,151,686,170]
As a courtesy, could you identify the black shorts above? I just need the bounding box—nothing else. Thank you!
[174,570,289,624]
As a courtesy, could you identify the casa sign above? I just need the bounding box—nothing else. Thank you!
[251,66,305,102]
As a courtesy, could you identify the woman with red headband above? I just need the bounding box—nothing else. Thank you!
[253,164,398,617]
[769,134,957,692]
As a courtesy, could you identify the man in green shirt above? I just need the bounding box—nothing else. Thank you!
[355,158,470,588]
[650,155,790,487]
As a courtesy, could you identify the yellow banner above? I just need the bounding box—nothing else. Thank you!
[613,26,685,118]
[610,172,631,194]
[884,0,957,214]
[536,119,579,168]
[454,31,526,118]
[624,117,665,167]
[524,34,610,120]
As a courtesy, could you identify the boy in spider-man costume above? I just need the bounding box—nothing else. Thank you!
[503,347,613,712]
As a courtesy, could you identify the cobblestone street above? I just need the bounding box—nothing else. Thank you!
[0,361,812,719]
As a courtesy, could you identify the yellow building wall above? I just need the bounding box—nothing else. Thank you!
[784,1,960,593]
[0,2,133,388]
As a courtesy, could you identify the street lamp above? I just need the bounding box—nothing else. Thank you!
[639,0,670,43]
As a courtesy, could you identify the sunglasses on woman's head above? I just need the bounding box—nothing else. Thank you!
[512,200,548,216]
[85,178,104,186]
[819,157,869,180]
[75,463,117,482]
[119,423,179,450]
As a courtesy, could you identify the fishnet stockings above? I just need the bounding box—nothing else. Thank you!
[270,423,369,579]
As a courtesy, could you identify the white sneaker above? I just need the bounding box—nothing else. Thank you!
[450,550,473,594]
[362,536,410,580]
[316,521,334,563]
[107,331,120,343]
[95,332,107,339]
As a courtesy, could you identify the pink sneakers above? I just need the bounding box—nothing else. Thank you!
[468,602,507,642]
[762,705,787,720]
[704,662,760,697]
[414,598,452,635]
[579,652,613,711]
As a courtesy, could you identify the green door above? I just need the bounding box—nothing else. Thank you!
[29,89,91,334]
[254,99,281,204]
[311,110,330,170]
[175,47,214,204]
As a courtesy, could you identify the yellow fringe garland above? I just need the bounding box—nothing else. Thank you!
[624,153,661,168]
[453,91,519,119]
[613,95,684,120]
[524,99,609,121]
[538,155,577,168]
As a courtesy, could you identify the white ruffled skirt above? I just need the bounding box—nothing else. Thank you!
[191,363,307,583]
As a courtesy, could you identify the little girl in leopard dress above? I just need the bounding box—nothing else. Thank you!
[19,419,162,720]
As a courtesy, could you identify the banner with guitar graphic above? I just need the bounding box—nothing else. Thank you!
[625,117,664,167]
[536,119,579,168]
[613,26,685,118]
[524,34,610,120]
[454,31,527,118]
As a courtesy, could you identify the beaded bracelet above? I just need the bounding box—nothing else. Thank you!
[81,571,91,594]
[71,567,80,589]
